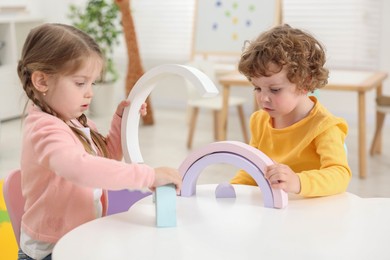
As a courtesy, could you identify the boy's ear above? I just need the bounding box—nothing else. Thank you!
[31,71,49,93]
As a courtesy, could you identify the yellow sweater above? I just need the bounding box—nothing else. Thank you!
[231,97,351,197]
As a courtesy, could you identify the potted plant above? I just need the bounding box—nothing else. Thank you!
[68,0,122,116]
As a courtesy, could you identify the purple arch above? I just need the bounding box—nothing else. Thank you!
[179,141,288,209]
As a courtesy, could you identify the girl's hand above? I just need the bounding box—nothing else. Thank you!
[264,163,301,194]
[115,100,148,118]
[151,167,182,194]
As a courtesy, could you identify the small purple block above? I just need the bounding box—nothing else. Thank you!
[215,182,236,198]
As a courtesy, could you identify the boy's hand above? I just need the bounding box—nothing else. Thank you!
[264,163,301,194]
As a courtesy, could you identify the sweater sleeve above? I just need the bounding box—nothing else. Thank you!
[29,115,155,191]
[298,125,352,197]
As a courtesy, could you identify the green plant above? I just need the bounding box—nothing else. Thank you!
[68,0,122,83]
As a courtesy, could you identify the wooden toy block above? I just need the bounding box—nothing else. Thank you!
[121,64,219,164]
[155,184,177,227]
[215,182,236,198]
[113,64,218,217]
[178,141,288,209]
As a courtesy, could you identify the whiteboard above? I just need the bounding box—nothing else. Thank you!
[192,0,281,56]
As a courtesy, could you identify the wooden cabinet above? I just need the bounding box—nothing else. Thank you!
[0,16,43,121]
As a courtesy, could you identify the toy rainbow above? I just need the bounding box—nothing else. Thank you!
[121,64,219,164]
[116,64,288,227]
[110,64,219,227]
[178,141,288,209]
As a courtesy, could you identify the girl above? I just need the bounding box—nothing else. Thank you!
[231,24,351,197]
[16,23,182,260]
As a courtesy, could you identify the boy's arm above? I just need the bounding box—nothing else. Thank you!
[298,126,352,197]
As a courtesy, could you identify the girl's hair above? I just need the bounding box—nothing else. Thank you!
[17,23,109,157]
[239,24,329,92]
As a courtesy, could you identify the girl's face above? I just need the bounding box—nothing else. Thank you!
[44,57,103,122]
[251,64,310,127]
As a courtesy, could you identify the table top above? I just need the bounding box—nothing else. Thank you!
[325,70,387,91]
[53,184,390,260]
[219,69,388,92]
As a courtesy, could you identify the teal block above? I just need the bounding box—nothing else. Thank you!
[155,184,177,227]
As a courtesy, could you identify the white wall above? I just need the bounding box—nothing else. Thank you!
[23,1,390,126]
[320,0,390,126]
[380,0,390,96]
[27,0,83,24]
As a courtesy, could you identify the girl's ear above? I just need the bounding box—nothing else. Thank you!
[31,71,49,93]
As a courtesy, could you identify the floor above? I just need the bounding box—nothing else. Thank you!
[1,106,390,198]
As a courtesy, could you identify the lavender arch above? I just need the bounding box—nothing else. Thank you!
[178,141,288,209]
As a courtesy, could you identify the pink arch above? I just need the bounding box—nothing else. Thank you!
[179,141,288,209]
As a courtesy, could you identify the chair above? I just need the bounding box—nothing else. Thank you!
[107,190,152,215]
[3,169,24,247]
[370,96,390,155]
[185,60,249,149]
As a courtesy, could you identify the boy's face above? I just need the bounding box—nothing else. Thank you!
[44,56,103,122]
[251,64,309,124]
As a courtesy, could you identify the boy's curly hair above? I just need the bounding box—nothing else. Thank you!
[238,24,329,92]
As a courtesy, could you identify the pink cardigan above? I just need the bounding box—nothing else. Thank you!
[21,105,155,243]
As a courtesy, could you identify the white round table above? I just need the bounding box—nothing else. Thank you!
[53,184,390,260]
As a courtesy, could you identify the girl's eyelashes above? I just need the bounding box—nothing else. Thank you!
[75,81,96,87]
[270,88,281,93]
[253,87,261,92]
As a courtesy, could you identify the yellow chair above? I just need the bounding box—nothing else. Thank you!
[1,177,19,259]
[3,169,24,248]
[370,96,390,155]
[185,60,249,149]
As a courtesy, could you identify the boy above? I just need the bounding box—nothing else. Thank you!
[231,24,351,197]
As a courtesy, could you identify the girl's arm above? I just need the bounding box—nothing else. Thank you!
[28,114,155,191]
